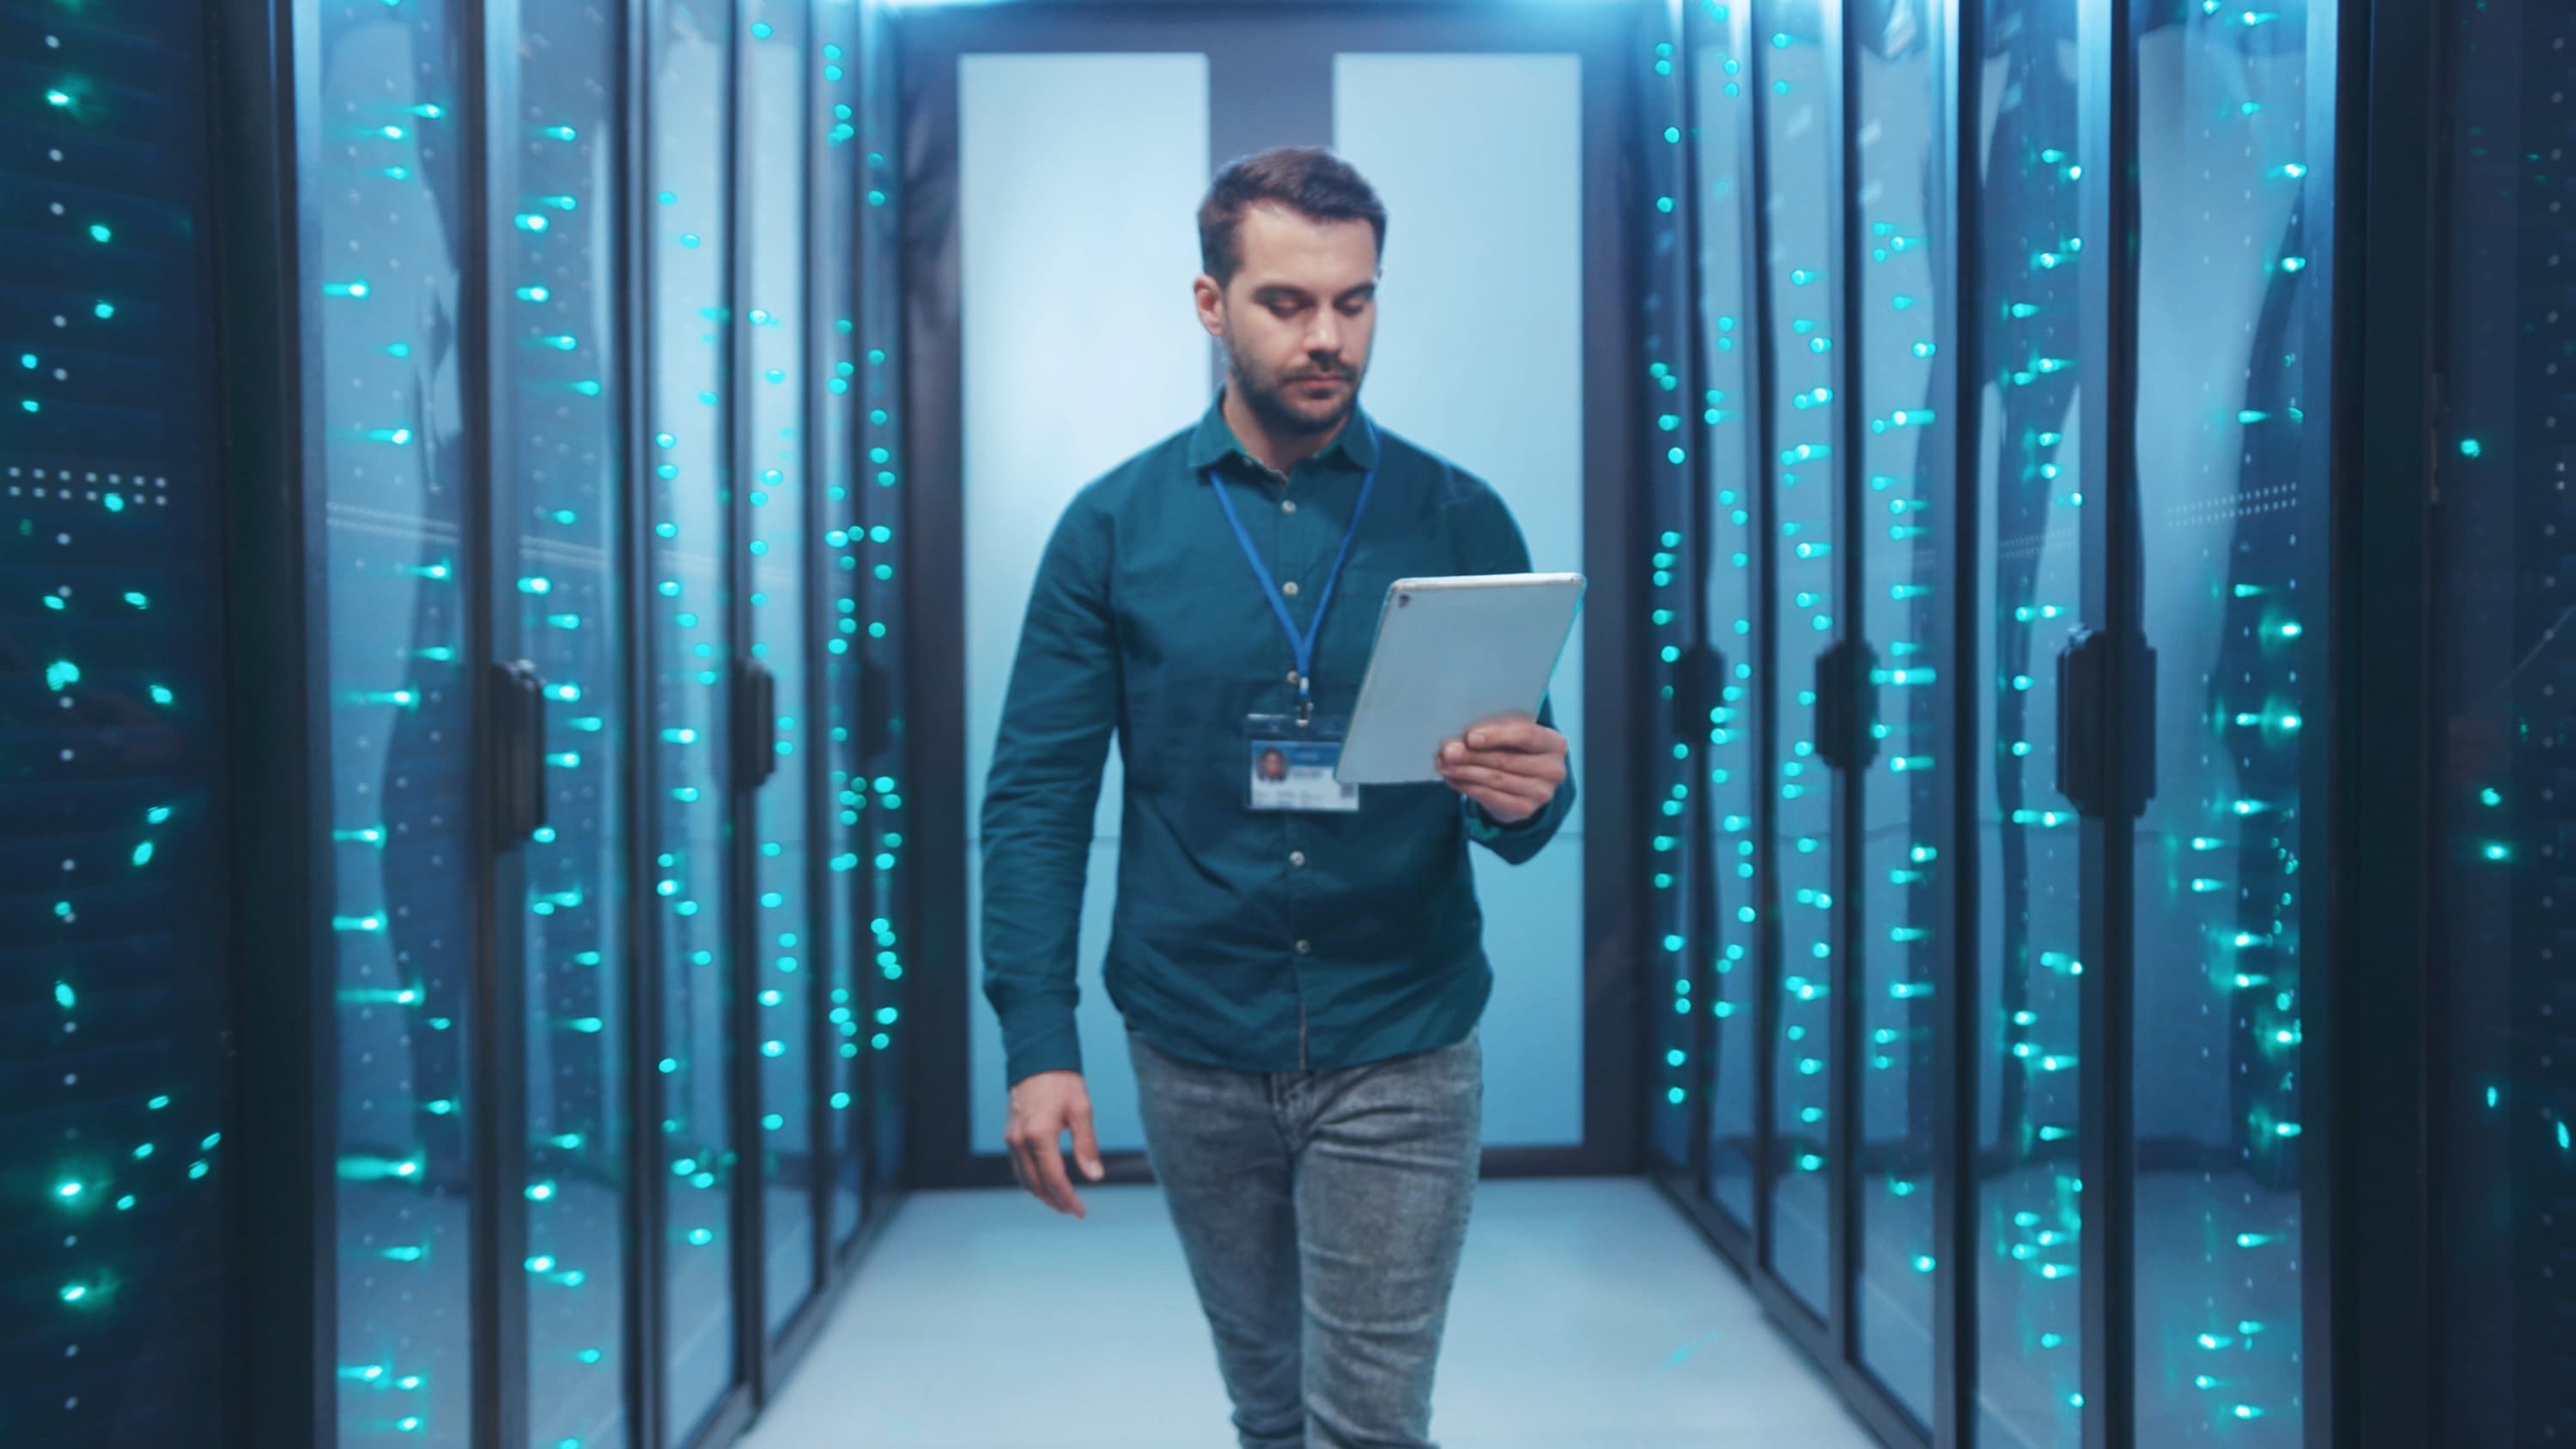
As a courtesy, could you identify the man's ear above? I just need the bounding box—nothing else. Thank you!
[1193,274,1226,337]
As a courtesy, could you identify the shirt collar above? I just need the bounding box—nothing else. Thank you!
[1188,390,1380,478]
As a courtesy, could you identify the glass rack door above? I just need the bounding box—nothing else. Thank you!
[504,3,635,1444]
[817,0,870,1255]
[742,0,823,1343]
[1851,0,1947,1420]
[853,0,912,1197]
[647,0,741,1435]
[1753,0,1843,1319]
[1648,40,1702,1176]
[2125,0,2324,1439]
[297,1,480,1441]
[1971,0,2091,1434]
[1692,0,1764,1233]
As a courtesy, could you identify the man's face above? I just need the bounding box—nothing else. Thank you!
[1199,204,1380,440]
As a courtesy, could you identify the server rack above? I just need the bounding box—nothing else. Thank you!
[0,2,245,1443]
[1651,0,2342,1443]
[187,2,914,1446]
[2324,0,2576,1442]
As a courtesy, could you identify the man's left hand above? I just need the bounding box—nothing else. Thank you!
[1437,716,1568,826]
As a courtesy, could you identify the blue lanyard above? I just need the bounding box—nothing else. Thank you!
[1209,424,1380,725]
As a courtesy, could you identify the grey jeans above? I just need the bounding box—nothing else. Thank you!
[1128,1029,1483,1449]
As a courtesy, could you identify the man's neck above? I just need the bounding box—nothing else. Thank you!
[1222,384,1339,479]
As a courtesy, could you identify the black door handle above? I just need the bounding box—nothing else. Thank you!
[1691,642,1735,751]
[1850,640,1881,773]
[735,658,781,790]
[758,662,781,786]
[1680,640,1722,732]
[1813,640,1877,773]
[2056,627,2157,819]
[490,659,545,850]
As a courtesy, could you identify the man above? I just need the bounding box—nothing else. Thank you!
[979,145,1576,1449]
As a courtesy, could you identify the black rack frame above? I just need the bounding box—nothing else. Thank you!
[2313,0,2440,1440]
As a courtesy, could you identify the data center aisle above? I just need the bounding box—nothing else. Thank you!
[741,1179,1879,1448]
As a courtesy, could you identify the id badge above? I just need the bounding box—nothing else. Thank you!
[1246,714,1359,813]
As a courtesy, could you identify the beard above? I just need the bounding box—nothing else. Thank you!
[1222,324,1362,440]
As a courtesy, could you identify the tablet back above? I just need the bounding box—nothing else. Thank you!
[1335,573,1586,785]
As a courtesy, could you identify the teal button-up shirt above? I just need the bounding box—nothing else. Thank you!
[979,396,1576,1088]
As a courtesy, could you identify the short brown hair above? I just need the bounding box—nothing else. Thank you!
[1197,146,1388,288]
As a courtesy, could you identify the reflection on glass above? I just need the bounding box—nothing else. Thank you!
[1693,0,1763,1229]
[1755,0,1838,1315]
[1972,0,2087,1435]
[1852,0,1943,1419]
[856,0,913,1192]
[651,2,738,1433]
[2434,1,2576,1440]
[745,0,819,1339]
[511,2,631,1441]
[302,2,477,1441]
[2128,3,2316,1441]
[819,0,868,1252]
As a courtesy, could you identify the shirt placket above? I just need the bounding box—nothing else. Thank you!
[1269,455,1322,1071]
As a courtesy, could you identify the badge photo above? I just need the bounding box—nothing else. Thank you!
[1246,715,1359,813]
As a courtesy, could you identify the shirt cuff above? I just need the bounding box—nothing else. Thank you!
[1465,794,1546,840]
[1001,1010,1085,1088]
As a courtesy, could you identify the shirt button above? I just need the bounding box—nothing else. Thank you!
[1290,851,1306,868]
[1282,499,1297,514]
[1282,580,1301,598]
[1295,939,1311,955]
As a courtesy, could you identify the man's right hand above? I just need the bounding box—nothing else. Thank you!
[1005,1070,1105,1218]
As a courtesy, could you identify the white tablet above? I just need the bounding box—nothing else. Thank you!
[1334,573,1586,785]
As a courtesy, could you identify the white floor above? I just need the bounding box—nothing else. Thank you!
[740,1177,1883,1448]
